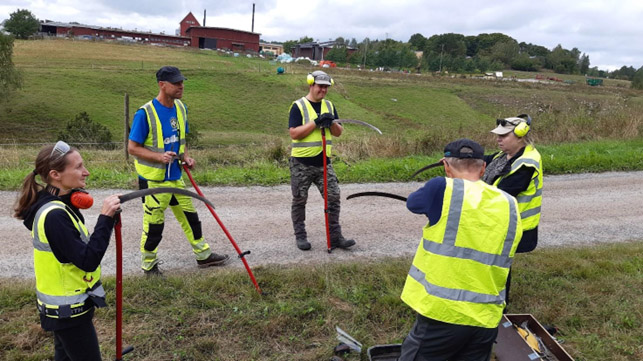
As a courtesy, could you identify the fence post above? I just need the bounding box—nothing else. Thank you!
[124,93,130,160]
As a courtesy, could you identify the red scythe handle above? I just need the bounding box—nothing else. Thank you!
[321,128,332,253]
[114,213,134,360]
[182,164,262,294]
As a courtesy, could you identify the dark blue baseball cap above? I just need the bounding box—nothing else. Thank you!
[156,66,187,83]
[444,138,484,159]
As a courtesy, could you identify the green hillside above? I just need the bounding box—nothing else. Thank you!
[6,38,643,149]
[2,38,643,189]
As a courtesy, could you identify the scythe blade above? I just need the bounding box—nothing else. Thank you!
[346,191,407,202]
[410,160,444,178]
[333,119,382,134]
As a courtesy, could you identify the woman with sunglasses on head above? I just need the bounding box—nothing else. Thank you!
[14,141,121,361]
[482,114,543,307]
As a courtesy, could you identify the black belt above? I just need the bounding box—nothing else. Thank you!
[37,301,93,319]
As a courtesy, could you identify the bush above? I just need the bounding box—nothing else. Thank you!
[632,67,643,90]
[186,123,202,149]
[58,112,115,149]
[0,33,22,100]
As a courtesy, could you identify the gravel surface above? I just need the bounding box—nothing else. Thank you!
[2,171,642,279]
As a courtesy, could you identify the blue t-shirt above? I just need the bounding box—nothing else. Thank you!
[406,177,446,226]
[129,98,189,181]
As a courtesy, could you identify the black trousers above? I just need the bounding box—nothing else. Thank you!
[399,314,497,361]
[53,315,102,361]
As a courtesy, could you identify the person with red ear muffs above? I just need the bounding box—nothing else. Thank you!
[13,141,121,361]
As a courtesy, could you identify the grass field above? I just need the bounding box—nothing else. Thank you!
[0,242,641,360]
[4,38,643,150]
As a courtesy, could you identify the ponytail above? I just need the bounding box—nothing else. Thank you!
[13,171,43,219]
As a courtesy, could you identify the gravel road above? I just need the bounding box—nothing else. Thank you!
[1,171,642,279]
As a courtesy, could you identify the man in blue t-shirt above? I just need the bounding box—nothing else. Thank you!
[128,66,228,275]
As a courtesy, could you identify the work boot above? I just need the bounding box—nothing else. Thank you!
[296,237,311,251]
[144,264,163,277]
[197,253,230,268]
[331,236,356,250]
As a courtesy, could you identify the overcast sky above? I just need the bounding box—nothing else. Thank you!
[2,0,641,71]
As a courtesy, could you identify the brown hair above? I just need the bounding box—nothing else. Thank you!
[13,144,78,219]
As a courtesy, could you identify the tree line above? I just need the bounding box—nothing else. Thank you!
[279,32,643,86]
[2,8,643,88]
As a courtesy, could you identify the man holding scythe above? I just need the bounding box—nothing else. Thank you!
[288,70,356,251]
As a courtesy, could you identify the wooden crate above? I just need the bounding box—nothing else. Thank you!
[495,314,574,361]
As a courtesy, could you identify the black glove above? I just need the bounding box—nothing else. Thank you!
[315,113,335,128]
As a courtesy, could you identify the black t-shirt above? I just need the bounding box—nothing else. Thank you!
[289,99,339,167]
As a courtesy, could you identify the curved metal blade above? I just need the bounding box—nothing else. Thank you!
[334,119,382,134]
[118,187,216,209]
[410,161,443,178]
[346,191,407,202]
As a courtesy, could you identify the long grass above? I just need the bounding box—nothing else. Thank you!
[1,138,643,190]
[1,241,641,360]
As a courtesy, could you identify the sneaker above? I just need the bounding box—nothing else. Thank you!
[197,253,230,268]
[296,237,311,251]
[144,264,163,277]
[331,237,356,250]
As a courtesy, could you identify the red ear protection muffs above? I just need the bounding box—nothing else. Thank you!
[71,189,94,209]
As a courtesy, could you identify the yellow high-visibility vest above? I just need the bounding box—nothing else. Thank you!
[134,99,187,181]
[32,201,104,319]
[290,97,334,158]
[401,178,522,328]
[493,145,543,231]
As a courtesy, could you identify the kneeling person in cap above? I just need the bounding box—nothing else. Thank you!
[399,139,523,361]
[128,66,229,275]
[288,70,355,251]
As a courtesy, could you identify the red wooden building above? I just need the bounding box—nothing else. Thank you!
[185,26,259,52]
[39,11,260,52]
[180,12,200,37]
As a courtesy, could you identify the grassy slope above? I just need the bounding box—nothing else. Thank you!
[0,242,641,360]
[5,39,643,147]
[2,38,643,190]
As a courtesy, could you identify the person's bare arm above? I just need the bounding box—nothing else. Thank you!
[128,140,175,164]
[329,122,343,137]
[289,122,317,140]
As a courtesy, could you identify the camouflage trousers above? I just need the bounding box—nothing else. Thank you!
[289,157,343,241]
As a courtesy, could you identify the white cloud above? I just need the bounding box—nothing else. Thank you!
[1,0,642,70]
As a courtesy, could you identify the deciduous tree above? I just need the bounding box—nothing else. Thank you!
[4,9,39,39]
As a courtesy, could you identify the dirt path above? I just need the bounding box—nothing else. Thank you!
[2,171,642,279]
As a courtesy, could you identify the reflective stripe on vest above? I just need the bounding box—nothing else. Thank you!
[493,145,543,230]
[32,201,102,319]
[400,178,522,328]
[290,97,334,157]
[134,99,187,181]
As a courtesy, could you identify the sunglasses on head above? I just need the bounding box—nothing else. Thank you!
[496,118,519,127]
[50,141,71,160]
[496,114,532,127]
